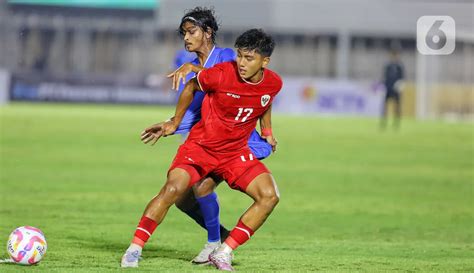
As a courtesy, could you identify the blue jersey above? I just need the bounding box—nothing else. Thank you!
[174,49,197,69]
[173,46,273,160]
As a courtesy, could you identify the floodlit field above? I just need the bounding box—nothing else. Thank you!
[1,103,473,272]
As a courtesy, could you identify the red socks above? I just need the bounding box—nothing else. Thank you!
[131,216,254,251]
[132,216,158,247]
[225,219,255,250]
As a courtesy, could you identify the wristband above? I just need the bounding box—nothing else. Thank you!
[261,128,273,137]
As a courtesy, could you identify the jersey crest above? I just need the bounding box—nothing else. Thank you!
[261,95,271,107]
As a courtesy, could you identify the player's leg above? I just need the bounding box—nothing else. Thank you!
[121,168,192,268]
[122,141,216,267]
[235,173,279,229]
[175,188,200,220]
[210,168,279,271]
[175,184,230,245]
[189,176,224,264]
[380,93,389,130]
[394,92,401,130]
[219,173,279,249]
[175,188,206,229]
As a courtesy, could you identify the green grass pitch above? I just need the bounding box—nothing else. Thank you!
[0,103,473,272]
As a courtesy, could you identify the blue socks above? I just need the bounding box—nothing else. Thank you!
[196,192,221,243]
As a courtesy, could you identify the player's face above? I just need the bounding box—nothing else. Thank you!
[181,21,211,52]
[236,49,270,82]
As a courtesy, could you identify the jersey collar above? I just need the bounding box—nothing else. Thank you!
[202,46,216,68]
[239,68,265,85]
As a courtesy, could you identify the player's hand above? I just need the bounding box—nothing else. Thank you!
[263,135,278,153]
[166,63,196,91]
[141,122,165,146]
[162,120,179,137]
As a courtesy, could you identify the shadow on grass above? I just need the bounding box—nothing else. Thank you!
[59,233,242,269]
[70,234,197,263]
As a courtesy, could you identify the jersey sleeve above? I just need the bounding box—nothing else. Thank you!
[273,73,284,96]
[196,63,227,92]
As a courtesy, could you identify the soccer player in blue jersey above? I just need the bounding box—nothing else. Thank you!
[121,7,276,267]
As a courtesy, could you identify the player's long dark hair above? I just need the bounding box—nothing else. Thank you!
[234,29,275,57]
[178,7,219,44]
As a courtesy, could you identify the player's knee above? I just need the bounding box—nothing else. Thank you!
[161,181,185,202]
[167,183,185,195]
[268,192,280,208]
[193,177,217,197]
[259,189,280,209]
[160,185,177,201]
[193,185,212,198]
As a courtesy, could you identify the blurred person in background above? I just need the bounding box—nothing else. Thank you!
[381,50,404,130]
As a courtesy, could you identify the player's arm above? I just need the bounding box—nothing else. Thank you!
[260,104,272,132]
[162,78,202,136]
[167,63,203,90]
[260,104,277,152]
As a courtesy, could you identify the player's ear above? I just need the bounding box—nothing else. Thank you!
[205,28,212,40]
[262,56,270,68]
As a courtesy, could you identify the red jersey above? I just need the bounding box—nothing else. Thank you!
[186,61,283,154]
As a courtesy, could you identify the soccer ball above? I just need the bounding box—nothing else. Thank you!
[6,226,47,265]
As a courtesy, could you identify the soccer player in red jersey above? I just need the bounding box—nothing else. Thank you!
[143,7,275,265]
[121,29,282,271]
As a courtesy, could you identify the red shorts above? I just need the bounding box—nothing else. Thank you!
[168,141,270,192]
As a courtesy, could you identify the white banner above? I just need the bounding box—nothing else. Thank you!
[273,77,384,117]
